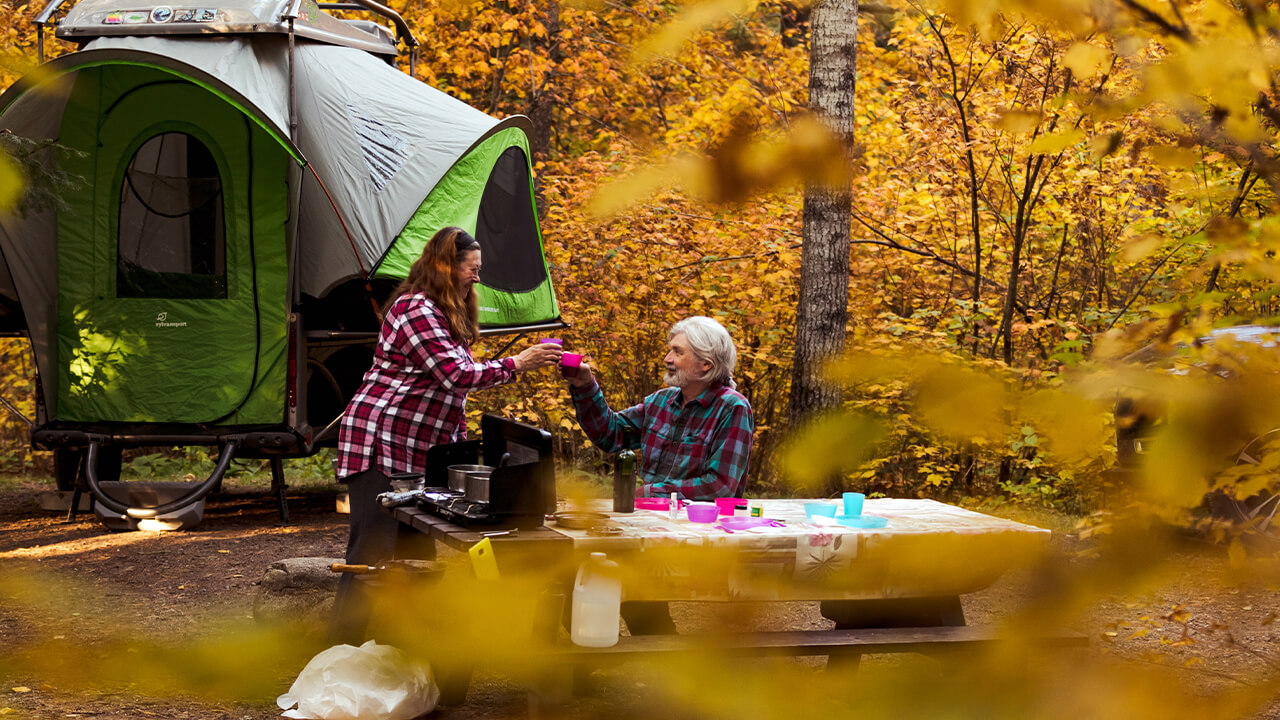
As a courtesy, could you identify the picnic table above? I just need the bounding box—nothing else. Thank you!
[386,497,1081,709]
[393,498,1050,599]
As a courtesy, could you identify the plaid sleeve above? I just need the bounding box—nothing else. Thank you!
[399,300,515,390]
[652,397,754,500]
[569,379,645,454]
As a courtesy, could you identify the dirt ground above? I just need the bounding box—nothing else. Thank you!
[1,477,1278,719]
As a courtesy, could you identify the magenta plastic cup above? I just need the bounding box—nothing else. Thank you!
[715,497,745,515]
[561,352,582,368]
[540,338,563,345]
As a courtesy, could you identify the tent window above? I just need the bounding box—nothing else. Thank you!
[475,146,545,293]
[117,132,227,299]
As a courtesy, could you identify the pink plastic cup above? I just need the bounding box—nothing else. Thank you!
[561,352,582,369]
[540,338,562,345]
[715,497,746,516]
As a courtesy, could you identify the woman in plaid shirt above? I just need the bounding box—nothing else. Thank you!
[331,226,561,641]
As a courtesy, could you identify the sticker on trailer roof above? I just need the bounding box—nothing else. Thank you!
[173,8,193,20]
[150,6,173,22]
[192,8,216,20]
[124,11,148,22]
[103,11,123,23]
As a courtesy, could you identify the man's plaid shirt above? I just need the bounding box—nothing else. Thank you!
[336,293,515,480]
[570,379,753,500]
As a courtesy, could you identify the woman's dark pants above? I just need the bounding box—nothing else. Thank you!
[329,468,434,644]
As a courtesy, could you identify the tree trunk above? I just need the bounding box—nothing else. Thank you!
[788,0,857,431]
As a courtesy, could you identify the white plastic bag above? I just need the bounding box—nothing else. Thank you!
[277,640,440,720]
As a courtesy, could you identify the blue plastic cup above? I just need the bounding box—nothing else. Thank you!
[805,502,838,520]
[842,492,865,517]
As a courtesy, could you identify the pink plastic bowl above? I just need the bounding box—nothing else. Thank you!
[561,352,582,368]
[686,502,718,523]
[635,497,682,511]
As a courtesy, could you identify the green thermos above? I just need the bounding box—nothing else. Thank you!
[613,450,636,513]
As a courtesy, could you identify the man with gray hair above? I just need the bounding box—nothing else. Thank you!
[564,315,754,634]
[564,315,754,500]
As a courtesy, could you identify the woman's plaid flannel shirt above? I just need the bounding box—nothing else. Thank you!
[336,293,515,480]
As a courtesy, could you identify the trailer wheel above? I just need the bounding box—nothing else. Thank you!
[306,345,374,442]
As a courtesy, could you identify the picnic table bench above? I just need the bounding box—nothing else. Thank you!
[538,624,1087,661]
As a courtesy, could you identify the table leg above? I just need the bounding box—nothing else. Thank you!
[434,664,474,706]
[820,596,966,674]
[620,601,677,635]
[394,522,436,562]
[528,664,574,720]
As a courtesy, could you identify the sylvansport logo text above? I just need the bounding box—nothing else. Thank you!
[155,311,188,328]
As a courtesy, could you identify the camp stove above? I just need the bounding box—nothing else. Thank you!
[416,415,555,529]
[417,491,501,525]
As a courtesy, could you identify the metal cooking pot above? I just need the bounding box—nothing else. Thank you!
[463,469,493,503]
[388,472,425,492]
[447,464,493,493]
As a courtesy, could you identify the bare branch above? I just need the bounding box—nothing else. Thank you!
[1117,0,1195,42]
[1107,243,1190,330]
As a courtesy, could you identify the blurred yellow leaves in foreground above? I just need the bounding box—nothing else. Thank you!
[3,524,1278,720]
[0,151,22,212]
[778,410,887,493]
[820,350,1110,457]
[790,340,1280,535]
[633,0,759,63]
[589,114,849,217]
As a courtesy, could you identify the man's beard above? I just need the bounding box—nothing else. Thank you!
[664,368,691,388]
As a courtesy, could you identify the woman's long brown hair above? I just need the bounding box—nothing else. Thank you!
[392,226,481,346]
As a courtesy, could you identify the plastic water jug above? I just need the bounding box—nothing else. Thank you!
[570,552,621,647]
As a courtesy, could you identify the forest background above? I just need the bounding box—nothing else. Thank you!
[2,1,1280,718]
[0,0,1277,520]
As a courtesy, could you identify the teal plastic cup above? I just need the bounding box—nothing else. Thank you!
[842,492,865,517]
[805,502,838,520]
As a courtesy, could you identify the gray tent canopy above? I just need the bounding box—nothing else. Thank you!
[0,0,562,521]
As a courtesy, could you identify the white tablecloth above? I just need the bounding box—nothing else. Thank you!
[551,498,1050,602]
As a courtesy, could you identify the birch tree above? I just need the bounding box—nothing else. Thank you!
[788,0,858,429]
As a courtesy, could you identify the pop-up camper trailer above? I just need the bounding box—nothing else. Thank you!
[0,0,563,526]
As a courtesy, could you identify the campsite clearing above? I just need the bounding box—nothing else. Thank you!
[1,479,1278,719]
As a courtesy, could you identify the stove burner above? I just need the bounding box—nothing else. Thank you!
[445,498,484,514]
[418,490,517,527]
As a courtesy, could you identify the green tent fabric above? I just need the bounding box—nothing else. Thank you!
[55,66,289,424]
[0,30,562,431]
[378,127,558,327]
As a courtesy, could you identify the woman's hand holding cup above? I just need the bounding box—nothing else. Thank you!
[513,342,562,371]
